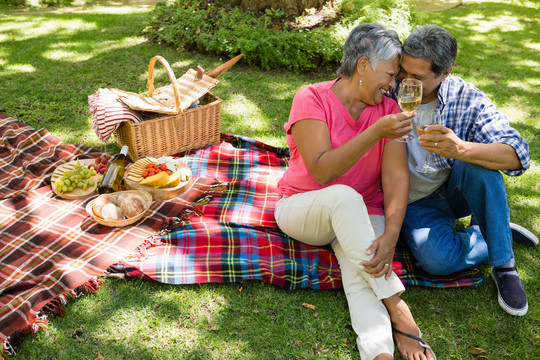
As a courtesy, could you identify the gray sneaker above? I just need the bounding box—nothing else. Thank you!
[510,223,538,246]
[491,267,528,316]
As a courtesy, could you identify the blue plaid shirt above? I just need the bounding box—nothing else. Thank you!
[397,75,530,176]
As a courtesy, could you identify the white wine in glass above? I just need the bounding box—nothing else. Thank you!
[398,96,422,113]
[397,78,422,142]
[416,111,441,174]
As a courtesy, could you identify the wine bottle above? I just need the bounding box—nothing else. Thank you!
[97,145,128,194]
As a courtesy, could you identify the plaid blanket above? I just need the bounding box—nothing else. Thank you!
[0,115,224,356]
[118,133,487,290]
[0,115,486,356]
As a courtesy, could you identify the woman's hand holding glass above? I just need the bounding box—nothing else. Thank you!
[376,112,416,140]
[397,78,422,142]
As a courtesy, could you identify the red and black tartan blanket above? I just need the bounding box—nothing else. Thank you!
[0,115,225,356]
[0,115,487,356]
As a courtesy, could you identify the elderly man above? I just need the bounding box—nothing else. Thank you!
[396,25,537,316]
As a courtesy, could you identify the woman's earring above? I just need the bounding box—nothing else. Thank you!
[359,79,363,86]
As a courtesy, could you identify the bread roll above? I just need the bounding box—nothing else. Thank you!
[92,194,117,218]
[116,191,131,204]
[120,194,145,218]
[101,203,125,221]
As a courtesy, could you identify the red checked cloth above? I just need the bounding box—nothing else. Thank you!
[0,115,149,351]
[88,88,143,143]
[0,115,225,356]
[0,116,96,199]
[0,179,222,355]
[0,187,153,344]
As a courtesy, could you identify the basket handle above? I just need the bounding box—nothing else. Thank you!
[147,55,182,113]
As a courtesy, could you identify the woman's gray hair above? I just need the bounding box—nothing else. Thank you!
[403,25,457,77]
[337,23,402,78]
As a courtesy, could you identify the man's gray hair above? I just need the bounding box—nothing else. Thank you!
[403,25,458,77]
[337,23,402,78]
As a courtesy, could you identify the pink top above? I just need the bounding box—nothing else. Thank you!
[277,79,400,215]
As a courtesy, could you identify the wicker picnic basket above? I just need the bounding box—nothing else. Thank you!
[112,56,222,161]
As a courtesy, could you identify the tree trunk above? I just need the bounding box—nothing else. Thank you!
[223,0,329,16]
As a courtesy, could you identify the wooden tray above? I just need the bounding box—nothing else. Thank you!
[51,159,102,200]
[123,157,194,201]
[86,190,153,227]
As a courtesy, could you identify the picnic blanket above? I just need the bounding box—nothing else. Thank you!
[0,115,224,356]
[1,114,487,356]
[114,133,487,290]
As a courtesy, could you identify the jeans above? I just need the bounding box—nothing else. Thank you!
[402,161,514,275]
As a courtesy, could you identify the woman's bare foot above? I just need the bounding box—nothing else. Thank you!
[382,294,436,360]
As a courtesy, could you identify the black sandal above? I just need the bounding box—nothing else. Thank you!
[393,328,437,359]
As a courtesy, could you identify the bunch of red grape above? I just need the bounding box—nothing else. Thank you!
[88,155,111,174]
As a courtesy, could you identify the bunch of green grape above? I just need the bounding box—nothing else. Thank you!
[55,161,97,193]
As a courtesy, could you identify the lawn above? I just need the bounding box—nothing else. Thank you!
[0,0,538,359]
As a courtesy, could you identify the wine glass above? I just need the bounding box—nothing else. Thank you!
[397,78,422,142]
[416,111,441,173]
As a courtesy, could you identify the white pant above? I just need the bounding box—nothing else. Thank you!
[275,184,405,360]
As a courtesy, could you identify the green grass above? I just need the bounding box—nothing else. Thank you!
[1,0,539,359]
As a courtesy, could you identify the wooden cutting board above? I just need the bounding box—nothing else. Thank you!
[123,159,194,201]
[51,159,103,200]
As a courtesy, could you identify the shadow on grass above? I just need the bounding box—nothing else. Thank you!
[0,10,328,150]
[417,2,539,116]
[15,279,355,359]
[16,270,539,359]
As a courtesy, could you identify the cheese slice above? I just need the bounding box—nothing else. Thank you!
[164,171,181,188]
[139,171,170,188]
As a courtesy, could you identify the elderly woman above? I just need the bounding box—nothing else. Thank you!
[275,23,436,360]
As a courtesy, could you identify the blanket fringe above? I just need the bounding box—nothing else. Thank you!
[121,234,164,262]
[105,215,190,276]
[105,180,228,276]
[122,210,199,262]
[1,276,103,358]
[192,181,228,205]
[161,213,191,234]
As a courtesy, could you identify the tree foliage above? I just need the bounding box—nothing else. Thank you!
[143,0,415,72]
[222,0,328,16]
